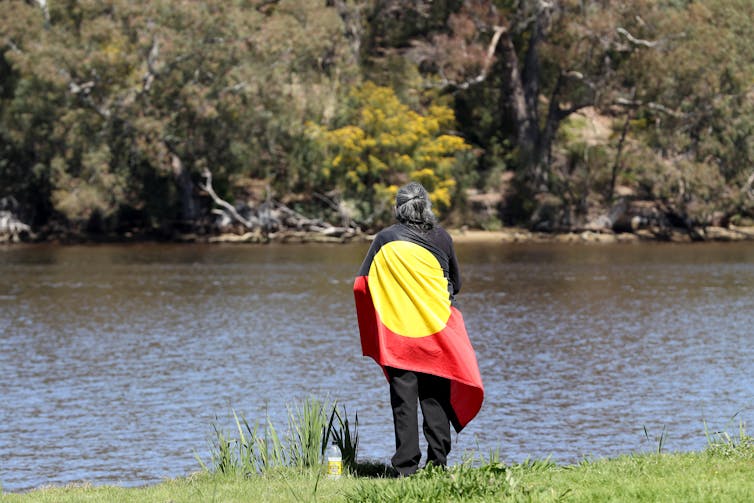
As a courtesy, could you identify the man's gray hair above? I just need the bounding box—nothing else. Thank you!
[395,182,436,230]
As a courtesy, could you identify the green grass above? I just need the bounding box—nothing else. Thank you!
[4,446,754,502]
[4,408,754,502]
[0,470,356,503]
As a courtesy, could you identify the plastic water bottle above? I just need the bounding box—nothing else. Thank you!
[326,442,342,479]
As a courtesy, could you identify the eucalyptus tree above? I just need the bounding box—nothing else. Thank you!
[621,0,754,225]
[403,1,661,218]
[1,0,358,234]
[365,0,754,228]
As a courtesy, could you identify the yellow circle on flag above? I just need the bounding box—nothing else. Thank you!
[368,240,451,338]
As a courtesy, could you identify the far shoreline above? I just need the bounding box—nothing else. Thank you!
[447,225,754,245]
[3,225,754,246]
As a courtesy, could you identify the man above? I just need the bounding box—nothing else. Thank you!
[353,182,484,476]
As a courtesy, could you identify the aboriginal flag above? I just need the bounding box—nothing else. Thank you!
[353,224,484,432]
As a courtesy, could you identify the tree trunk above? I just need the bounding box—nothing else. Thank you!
[497,10,595,197]
[610,88,637,203]
[329,0,362,66]
[170,153,199,225]
[497,19,549,194]
[498,31,535,155]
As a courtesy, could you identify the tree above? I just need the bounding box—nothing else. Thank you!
[307,82,474,227]
[2,0,752,238]
[622,0,754,225]
[1,0,359,235]
[410,1,655,193]
[381,0,754,229]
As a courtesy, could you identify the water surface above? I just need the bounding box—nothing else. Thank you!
[1,241,753,492]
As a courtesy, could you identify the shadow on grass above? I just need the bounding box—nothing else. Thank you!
[351,460,399,478]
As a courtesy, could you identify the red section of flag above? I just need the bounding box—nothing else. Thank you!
[354,275,484,431]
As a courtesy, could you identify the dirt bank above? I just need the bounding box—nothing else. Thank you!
[448,226,754,244]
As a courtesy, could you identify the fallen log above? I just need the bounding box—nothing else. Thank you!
[0,210,32,243]
[199,169,361,241]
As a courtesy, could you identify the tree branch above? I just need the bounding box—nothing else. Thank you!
[551,70,597,119]
[33,0,50,24]
[744,171,754,200]
[142,36,160,91]
[200,168,257,229]
[615,97,685,118]
[616,27,686,50]
[616,27,659,48]
[610,87,637,202]
[65,76,112,119]
[199,170,358,238]
[437,25,507,91]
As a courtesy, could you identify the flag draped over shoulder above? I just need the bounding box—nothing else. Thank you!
[353,226,484,432]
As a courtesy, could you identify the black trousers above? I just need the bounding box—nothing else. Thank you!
[386,367,452,475]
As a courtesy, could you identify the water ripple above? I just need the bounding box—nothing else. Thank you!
[1,242,753,491]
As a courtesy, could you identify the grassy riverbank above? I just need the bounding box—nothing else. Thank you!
[5,398,754,503]
[4,400,752,501]
[4,445,754,502]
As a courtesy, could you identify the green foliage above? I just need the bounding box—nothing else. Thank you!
[0,0,357,234]
[623,0,754,220]
[549,113,615,226]
[327,404,359,472]
[198,397,359,477]
[2,0,754,235]
[308,82,474,227]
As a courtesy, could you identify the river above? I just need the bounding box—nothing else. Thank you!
[1,241,753,492]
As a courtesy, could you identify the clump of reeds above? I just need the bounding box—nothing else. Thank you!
[704,417,754,459]
[197,397,359,476]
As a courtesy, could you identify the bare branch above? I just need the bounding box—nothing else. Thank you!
[617,27,659,48]
[744,171,754,200]
[33,0,50,23]
[615,27,686,49]
[615,97,685,118]
[312,192,358,228]
[610,87,637,202]
[64,75,112,119]
[200,169,258,229]
[143,36,160,91]
[563,70,584,80]
[312,192,340,212]
[0,210,32,242]
[200,169,358,238]
[442,25,507,91]
[648,101,684,117]
[6,39,22,53]
[483,26,506,76]
[68,81,95,94]
[615,97,640,108]
[140,37,191,91]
